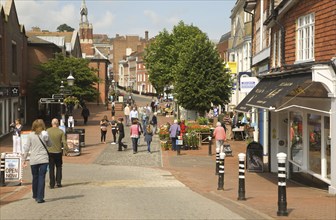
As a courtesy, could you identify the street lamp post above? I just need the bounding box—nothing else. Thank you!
[61,71,76,129]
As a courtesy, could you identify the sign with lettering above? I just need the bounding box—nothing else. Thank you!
[39,98,63,104]
[5,155,22,182]
[240,77,259,93]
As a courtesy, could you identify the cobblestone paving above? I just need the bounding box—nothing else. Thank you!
[94,126,163,167]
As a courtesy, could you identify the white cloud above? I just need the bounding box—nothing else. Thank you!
[14,1,78,32]
[93,11,116,34]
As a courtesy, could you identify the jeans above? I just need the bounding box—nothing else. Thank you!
[31,163,48,201]
[101,130,107,142]
[132,137,138,153]
[111,129,117,143]
[171,137,177,151]
[146,141,151,152]
[49,152,63,187]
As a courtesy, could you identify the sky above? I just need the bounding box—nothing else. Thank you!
[8,0,236,42]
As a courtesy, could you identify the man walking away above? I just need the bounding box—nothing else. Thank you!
[47,118,68,188]
[81,105,90,125]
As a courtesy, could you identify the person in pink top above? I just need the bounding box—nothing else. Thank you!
[130,119,141,154]
[213,122,226,153]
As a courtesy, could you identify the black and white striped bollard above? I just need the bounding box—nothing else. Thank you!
[215,147,220,175]
[217,152,225,190]
[238,153,246,200]
[0,153,6,187]
[277,152,288,216]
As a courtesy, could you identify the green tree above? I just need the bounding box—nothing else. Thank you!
[32,53,99,102]
[144,21,232,115]
[144,29,175,94]
[57,23,75,32]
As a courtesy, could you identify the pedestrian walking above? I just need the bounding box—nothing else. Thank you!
[111,103,116,117]
[10,118,23,154]
[150,112,158,134]
[223,112,233,140]
[46,118,68,189]
[137,120,143,146]
[110,116,117,144]
[81,105,90,125]
[169,119,181,151]
[116,118,127,151]
[130,119,141,154]
[144,124,153,153]
[213,122,226,153]
[22,119,51,203]
[100,115,109,144]
[129,106,139,124]
[124,104,130,126]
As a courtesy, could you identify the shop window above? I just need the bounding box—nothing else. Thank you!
[290,112,303,165]
[308,114,321,174]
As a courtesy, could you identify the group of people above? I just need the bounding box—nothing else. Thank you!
[99,103,159,154]
[20,118,68,203]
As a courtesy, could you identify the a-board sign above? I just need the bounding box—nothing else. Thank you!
[5,154,22,182]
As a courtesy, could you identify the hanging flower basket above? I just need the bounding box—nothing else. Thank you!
[64,96,80,105]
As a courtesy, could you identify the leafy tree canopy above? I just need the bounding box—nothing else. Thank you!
[144,21,232,114]
[57,23,75,32]
[32,53,99,102]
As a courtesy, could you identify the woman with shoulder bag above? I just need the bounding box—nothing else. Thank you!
[22,119,52,203]
[100,115,109,144]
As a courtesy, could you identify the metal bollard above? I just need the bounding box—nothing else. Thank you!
[238,153,246,200]
[217,152,225,190]
[208,135,212,156]
[215,148,220,175]
[0,153,6,187]
[277,152,288,216]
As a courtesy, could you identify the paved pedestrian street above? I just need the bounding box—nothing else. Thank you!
[0,163,244,220]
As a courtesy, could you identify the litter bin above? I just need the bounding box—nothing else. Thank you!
[246,141,263,172]
[74,128,85,147]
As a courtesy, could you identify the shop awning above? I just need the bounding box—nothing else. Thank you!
[236,73,312,111]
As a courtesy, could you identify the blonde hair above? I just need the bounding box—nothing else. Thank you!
[146,124,152,133]
[31,119,46,134]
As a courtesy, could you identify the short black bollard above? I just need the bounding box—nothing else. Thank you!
[0,153,6,187]
[238,153,246,200]
[215,148,220,175]
[217,152,225,190]
[277,152,288,216]
[208,135,212,156]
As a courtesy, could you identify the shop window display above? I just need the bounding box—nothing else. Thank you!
[308,114,321,174]
[290,112,303,165]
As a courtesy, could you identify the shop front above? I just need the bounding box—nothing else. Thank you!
[236,61,336,194]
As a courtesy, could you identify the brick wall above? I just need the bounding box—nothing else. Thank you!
[280,0,336,64]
